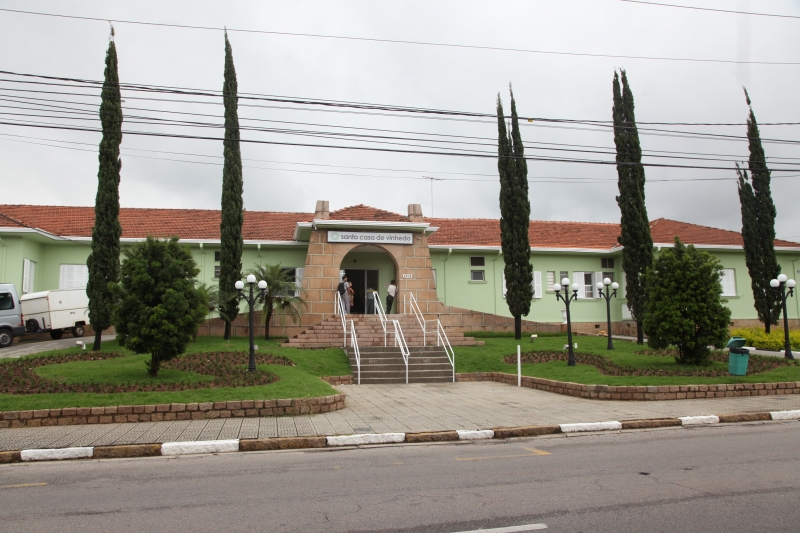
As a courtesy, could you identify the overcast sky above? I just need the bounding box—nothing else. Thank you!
[1,0,798,241]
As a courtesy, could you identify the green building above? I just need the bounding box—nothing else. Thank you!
[1,201,798,338]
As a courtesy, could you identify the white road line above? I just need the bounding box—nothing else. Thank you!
[452,523,547,532]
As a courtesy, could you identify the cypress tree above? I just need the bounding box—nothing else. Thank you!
[497,89,533,340]
[86,28,123,351]
[218,31,244,340]
[737,89,781,333]
[612,70,653,345]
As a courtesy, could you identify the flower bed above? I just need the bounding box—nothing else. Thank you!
[503,349,792,377]
[0,352,292,395]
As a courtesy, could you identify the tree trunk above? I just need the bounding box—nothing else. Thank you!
[636,320,644,345]
[765,321,771,334]
[264,309,273,340]
[514,315,522,340]
[224,320,231,340]
[92,328,103,351]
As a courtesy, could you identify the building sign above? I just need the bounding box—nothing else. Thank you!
[327,231,413,245]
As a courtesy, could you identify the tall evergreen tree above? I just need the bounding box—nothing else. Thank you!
[497,88,533,340]
[737,89,781,333]
[612,70,653,344]
[218,31,244,340]
[86,28,123,351]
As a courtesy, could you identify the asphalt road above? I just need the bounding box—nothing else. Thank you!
[1,421,799,533]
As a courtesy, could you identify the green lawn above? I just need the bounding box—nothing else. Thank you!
[454,335,800,386]
[0,337,351,411]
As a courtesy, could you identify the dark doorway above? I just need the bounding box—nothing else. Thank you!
[344,269,379,314]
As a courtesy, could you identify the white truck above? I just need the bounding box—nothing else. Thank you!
[21,289,90,340]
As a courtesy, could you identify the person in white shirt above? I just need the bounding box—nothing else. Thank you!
[338,276,350,314]
[386,280,397,314]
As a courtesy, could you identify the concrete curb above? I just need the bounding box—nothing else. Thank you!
[3,410,796,464]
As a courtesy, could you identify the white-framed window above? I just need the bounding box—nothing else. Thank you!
[546,271,555,292]
[59,264,89,289]
[214,265,221,279]
[532,271,542,299]
[720,268,737,297]
[22,258,36,294]
[471,270,485,282]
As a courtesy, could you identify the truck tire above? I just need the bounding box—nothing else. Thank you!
[25,319,39,333]
[49,330,63,340]
[72,325,85,338]
[0,329,12,348]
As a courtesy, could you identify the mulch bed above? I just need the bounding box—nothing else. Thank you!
[0,351,294,395]
[503,349,792,377]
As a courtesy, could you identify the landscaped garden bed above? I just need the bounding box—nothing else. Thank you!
[0,337,352,413]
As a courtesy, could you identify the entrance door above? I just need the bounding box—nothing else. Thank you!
[344,269,379,314]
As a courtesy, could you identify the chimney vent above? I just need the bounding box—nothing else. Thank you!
[314,200,330,220]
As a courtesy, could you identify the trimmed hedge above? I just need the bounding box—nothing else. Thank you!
[730,327,800,351]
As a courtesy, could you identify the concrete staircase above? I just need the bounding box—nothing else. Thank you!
[285,314,482,349]
[347,345,455,384]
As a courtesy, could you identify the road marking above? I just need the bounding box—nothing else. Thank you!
[451,523,547,532]
[0,483,48,489]
[456,447,550,461]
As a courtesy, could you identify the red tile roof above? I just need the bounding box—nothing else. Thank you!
[0,205,312,241]
[0,205,796,249]
[328,204,409,222]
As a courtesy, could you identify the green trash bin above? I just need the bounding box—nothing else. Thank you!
[727,337,749,376]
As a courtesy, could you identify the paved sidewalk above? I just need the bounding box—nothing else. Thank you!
[2,381,800,452]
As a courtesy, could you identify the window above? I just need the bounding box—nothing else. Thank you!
[573,271,601,299]
[277,267,303,297]
[559,271,568,284]
[602,272,615,284]
[601,258,615,269]
[470,270,485,282]
[470,256,485,267]
[546,271,556,292]
[59,264,89,289]
[22,258,36,294]
[214,265,221,278]
[720,269,737,296]
[214,251,221,262]
[0,293,14,310]
[532,271,542,299]
[584,272,594,299]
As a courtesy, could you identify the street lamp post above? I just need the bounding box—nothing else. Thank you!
[554,277,580,366]
[769,274,796,360]
[236,274,268,372]
[596,277,620,350]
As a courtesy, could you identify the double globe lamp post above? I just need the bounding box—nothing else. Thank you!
[235,274,268,372]
[769,274,796,360]
[553,277,579,366]
[596,278,620,350]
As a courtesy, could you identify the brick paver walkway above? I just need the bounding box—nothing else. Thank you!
[2,382,799,452]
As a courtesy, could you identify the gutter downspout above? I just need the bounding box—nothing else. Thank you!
[0,237,5,283]
[493,250,503,315]
[198,243,204,281]
[442,248,452,304]
[257,243,262,266]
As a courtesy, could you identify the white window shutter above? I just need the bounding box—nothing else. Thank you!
[502,272,507,298]
[621,302,632,319]
[59,265,71,289]
[533,271,542,299]
[720,269,736,297]
[22,259,31,294]
[574,272,585,299]
[294,267,304,296]
[621,272,627,298]
[594,272,603,298]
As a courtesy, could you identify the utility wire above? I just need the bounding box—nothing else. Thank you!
[620,0,800,20]
[1,7,798,66]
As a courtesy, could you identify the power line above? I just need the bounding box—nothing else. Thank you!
[1,7,798,66]
[620,0,800,20]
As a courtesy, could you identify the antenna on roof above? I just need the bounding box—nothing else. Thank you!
[422,176,442,217]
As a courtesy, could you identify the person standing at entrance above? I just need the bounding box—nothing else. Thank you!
[338,275,350,314]
[347,281,355,312]
[386,280,397,314]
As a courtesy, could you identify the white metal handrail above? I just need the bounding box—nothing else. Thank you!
[374,294,391,347]
[392,319,410,384]
[435,319,455,382]
[349,319,361,385]
[404,292,436,345]
[334,291,347,347]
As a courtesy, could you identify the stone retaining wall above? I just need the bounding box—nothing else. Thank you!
[0,394,346,428]
[456,372,800,400]
[322,375,354,385]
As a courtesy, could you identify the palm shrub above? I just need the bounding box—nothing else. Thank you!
[248,264,306,340]
[642,237,731,365]
[114,237,208,376]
